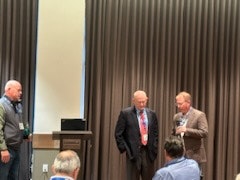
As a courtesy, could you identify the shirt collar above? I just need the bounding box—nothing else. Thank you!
[50,175,74,180]
[165,156,186,167]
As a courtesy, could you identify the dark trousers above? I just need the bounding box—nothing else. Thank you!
[0,148,20,180]
[126,146,154,180]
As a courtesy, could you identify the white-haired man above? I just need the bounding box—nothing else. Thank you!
[50,150,81,180]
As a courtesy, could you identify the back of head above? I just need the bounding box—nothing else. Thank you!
[236,173,240,180]
[164,136,184,158]
[53,150,81,175]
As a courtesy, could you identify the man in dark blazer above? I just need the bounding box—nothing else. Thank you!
[115,90,159,180]
[173,91,208,179]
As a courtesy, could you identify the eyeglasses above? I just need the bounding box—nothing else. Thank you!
[175,102,185,107]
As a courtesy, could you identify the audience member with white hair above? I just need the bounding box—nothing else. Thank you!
[50,150,81,180]
[236,173,240,180]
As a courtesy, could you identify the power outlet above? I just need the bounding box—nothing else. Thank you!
[42,164,48,172]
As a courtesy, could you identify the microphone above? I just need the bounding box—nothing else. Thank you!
[176,118,184,127]
[176,117,186,138]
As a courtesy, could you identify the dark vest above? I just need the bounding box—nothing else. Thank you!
[0,96,23,149]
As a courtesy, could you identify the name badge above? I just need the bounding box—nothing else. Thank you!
[143,134,148,141]
[19,123,24,130]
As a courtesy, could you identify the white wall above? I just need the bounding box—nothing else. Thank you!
[34,0,85,133]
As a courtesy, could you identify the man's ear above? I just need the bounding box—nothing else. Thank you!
[164,149,166,157]
[164,149,170,162]
[51,165,56,174]
[73,167,80,180]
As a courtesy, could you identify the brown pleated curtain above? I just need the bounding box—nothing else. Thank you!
[0,0,38,179]
[85,0,240,180]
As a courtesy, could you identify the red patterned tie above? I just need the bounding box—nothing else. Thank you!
[140,111,148,145]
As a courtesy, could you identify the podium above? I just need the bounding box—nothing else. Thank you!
[52,131,92,180]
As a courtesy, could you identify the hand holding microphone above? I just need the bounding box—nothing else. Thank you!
[176,118,187,138]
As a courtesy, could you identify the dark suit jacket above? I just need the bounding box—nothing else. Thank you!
[173,107,208,163]
[115,106,159,162]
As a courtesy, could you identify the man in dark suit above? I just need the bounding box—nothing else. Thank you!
[115,90,159,180]
[173,91,208,179]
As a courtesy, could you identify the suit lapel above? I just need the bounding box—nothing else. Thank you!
[186,108,196,128]
[145,109,151,128]
[131,107,140,132]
